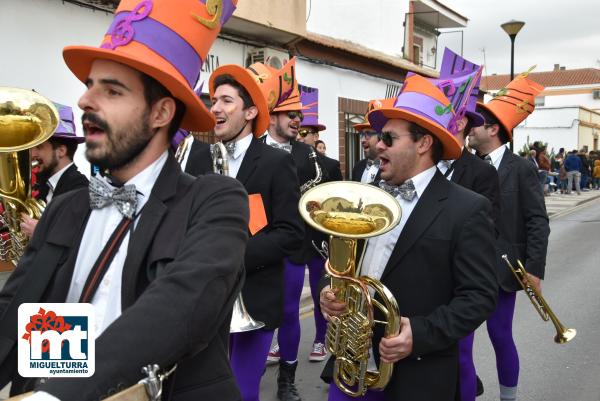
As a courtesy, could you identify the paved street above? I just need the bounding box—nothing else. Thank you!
[260,196,600,401]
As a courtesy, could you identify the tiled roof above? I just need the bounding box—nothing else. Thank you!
[305,32,438,78]
[481,68,600,91]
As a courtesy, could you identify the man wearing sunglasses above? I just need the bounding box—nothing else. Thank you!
[467,75,549,401]
[320,74,498,401]
[352,126,381,184]
[421,66,501,400]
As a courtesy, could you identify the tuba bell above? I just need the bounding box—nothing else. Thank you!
[174,138,265,333]
[209,141,265,333]
[299,181,402,397]
[0,87,59,265]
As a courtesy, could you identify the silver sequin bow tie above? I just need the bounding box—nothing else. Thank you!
[269,142,292,153]
[89,175,138,219]
[379,179,416,201]
[366,159,380,169]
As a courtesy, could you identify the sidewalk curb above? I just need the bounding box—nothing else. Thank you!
[549,193,600,220]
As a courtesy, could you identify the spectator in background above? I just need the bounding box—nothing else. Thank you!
[565,150,583,194]
[314,139,326,155]
[559,159,568,194]
[592,157,600,190]
[578,149,591,190]
[527,149,538,168]
[536,148,551,195]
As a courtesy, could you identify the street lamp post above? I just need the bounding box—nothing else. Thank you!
[501,19,525,151]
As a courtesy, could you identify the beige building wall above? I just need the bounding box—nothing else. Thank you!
[578,108,600,151]
[233,0,306,37]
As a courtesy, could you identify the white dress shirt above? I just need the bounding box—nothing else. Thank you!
[27,153,168,401]
[228,134,253,179]
[487,144,509,171]
[360,161,380,184]
[65,151,168,335]
[361,165,437,280]
[45,162,74,204]
[178,137,193,172]
[359,165,437,371]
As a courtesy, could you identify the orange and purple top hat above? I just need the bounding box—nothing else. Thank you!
[299,85,326,132]
[478,67,544,140]
[52,103,85,143]
[208,62,274,137]
[354,98,395,132]
[367,74,462,160]
[62,0,237,132]
[266,58,306,113]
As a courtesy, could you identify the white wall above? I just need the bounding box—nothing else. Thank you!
[1,0,113,174]
[307,0,408,57]
[543,91,600,110]
[513,107,580,153]
[296,58,397,158]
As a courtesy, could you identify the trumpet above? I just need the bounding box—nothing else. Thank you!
[501,255,576,344]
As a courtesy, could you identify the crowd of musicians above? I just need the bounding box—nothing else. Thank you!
[0,0,553,400]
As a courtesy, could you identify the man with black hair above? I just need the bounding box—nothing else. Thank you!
[467,74,550,401]
[320,74,497,401]
[184,63,304,401]
[20,104,88,237]
[0,2,250,400]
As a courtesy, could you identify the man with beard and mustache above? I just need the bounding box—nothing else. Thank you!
[422,55,500,400]
[0,1,249,401]
[183,61,304,401]
[260,58,324,401]
[20,104,88,238]
[467,74,549,401]
[352,107,381,183]
[320,74,497,401]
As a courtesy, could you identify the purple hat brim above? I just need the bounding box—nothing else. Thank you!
[465,110,485,127]
[52,133,85,143]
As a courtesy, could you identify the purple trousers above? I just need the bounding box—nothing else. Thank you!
[277,256,328,361]
[458,288,519,401]
[230,329,275,401]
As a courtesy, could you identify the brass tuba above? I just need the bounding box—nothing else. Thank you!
[502,255,576,344]
[0,87,58,265]
[299,181,402,397]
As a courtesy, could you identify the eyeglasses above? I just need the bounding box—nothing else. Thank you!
[359,131,378,139]
[298,128,317,137]
[377,132,412,147]
[287,111,304,122]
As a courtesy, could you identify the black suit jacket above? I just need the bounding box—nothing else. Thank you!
[37,163,89,202]
[450,148,501,235]
[185,137,304,329]
[495,148,550,291]
[322,171,498,400]
[351,158,381,184]
[0,153,249,401]
[184,140,212,177]
[259,137,322,264]
[317,153,343,182]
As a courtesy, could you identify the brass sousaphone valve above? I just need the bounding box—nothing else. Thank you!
[299,181,402,397]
